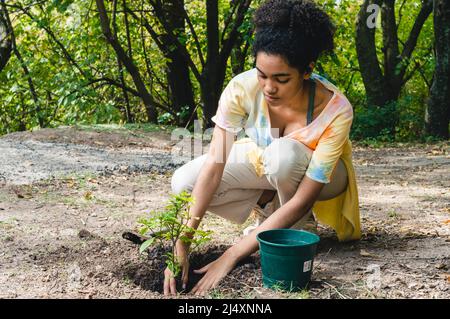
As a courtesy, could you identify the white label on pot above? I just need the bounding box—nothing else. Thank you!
[303,260,312,272]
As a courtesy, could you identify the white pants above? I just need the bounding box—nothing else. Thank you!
[171,138,348,225]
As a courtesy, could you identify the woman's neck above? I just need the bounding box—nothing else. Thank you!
[269,79,311,113]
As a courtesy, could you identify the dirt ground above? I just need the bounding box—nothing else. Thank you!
[0,125,449,299]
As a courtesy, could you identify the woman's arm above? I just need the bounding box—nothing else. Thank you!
[229,175,324,259]
[190,175,325,295]
[184,125,236,231]
[164,125,236,295]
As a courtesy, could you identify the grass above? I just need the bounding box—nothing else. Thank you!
[0,191,15,203]
[72,123,177,134]
[387,210,400,219]
[53,172,99,188]
[267,282,311,299]
[0,218,17,230]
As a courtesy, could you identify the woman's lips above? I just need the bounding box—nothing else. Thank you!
[265,95,279,102]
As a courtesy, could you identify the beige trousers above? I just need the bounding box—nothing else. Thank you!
[171,138,348,225]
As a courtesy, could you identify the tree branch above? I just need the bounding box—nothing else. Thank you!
[221,0,241,44]
[96,0,158,122]
[401,0,433,61]
[381,0,400,77]
[219,0,252,69]
[174,0,205,68]
[8,2,87,78]
[396,0,408,31]
[401,45,433,86]
[147,0,201,81]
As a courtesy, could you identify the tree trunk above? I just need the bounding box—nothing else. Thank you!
[230,32,252,77]
[147,0,252,128]
[161,0,196,126]
[356,0,387,107]
[202,0,220,128]
[113,0,133,123]
[202,0,252,128]
[356,0,433,137]
[426,0,450,139]
[0,0,12,72]
[381,0,402,102]
[356,0,432,107]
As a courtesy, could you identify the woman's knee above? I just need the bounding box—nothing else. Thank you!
[170,154,206,194]
[171,162,199,194]
[171,167,191,194]
[263,138,312,183]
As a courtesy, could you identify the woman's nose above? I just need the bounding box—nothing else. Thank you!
[265,81,277,94]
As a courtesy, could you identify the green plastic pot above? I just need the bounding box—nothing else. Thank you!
[256,229,320,292]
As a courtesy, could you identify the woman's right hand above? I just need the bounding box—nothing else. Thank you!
[163,241,190,295]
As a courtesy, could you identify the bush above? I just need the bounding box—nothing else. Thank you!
[351,102,397,141]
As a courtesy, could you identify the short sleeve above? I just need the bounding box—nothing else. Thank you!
[211,78,247,134]
[305,107,353,184]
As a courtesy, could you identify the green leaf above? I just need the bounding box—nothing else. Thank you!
[10,84,21,93]
[139,238,155,254]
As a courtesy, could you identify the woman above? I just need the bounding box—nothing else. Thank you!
[166,0,361,296]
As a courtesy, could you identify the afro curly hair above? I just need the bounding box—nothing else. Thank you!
[252,0,335,74]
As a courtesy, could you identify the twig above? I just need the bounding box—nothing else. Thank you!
[386,269,420,278]
[314,248,332,269]
[322,281,349,299]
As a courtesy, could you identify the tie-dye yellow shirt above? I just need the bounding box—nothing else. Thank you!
[211,68,361,241]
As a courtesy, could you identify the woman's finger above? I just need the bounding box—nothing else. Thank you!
[163,273,170,296]
[193,263,212,274]
[182,267,189,290]
[170,276,177,295]
[194,280,211,296]
[191,276,206,294]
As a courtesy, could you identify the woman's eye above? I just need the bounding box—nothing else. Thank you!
[277,79,290,84]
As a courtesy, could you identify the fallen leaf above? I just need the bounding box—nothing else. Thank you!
[360,249,378,258]
[435,264,447,270]
[443,220,450,225]
[84,191,93,200]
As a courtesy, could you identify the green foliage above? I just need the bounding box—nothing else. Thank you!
[351,102,397,142]
[138,191,213,277]
[0,0,438,141]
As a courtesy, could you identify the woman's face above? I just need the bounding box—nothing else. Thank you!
[256,52,307,107]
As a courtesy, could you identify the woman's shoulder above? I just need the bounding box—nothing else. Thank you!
[231,68,258,82]
[227,68,260,97]
[312,73,353,118]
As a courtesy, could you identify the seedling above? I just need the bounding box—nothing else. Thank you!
[138,191,213,277]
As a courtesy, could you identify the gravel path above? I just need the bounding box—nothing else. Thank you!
[0,137,186,185]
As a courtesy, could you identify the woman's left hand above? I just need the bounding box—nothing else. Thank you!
[190,249,239,296]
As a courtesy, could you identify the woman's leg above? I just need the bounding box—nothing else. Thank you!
[261,137,348,229]
[171,137,348,227]
[171,139,275,224]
